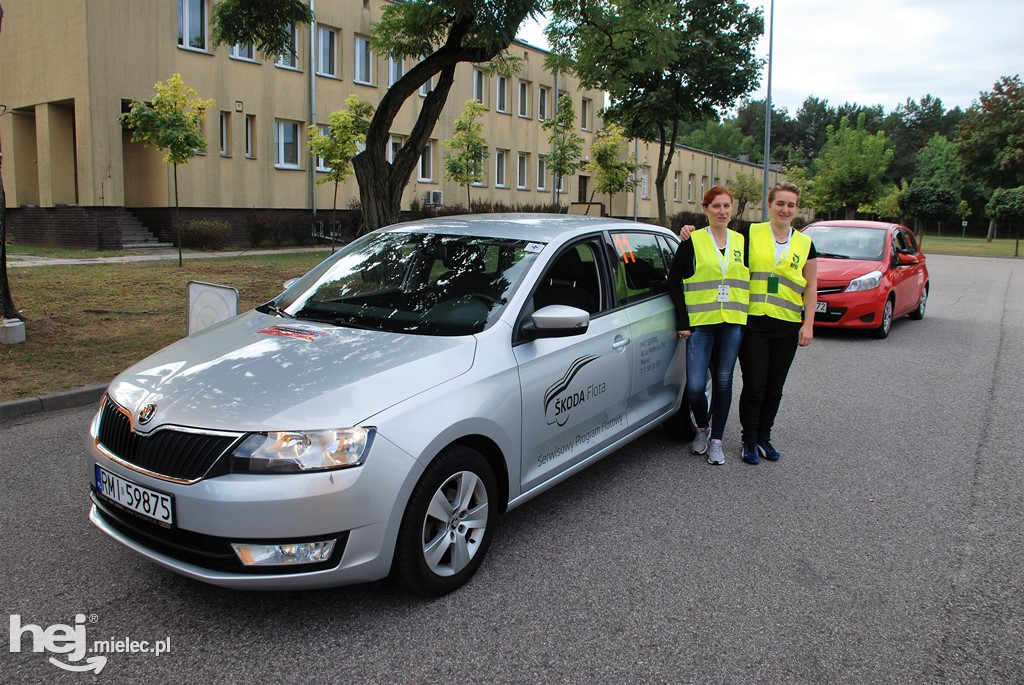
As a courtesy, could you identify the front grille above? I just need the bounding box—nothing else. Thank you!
[817,286,845,295]
[97,397,240,482]
[92,493,348,575]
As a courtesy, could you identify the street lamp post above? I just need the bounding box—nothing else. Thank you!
[761,0,774,221]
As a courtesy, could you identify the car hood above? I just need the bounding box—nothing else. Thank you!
[815,257,883,285]
[107,311,476,433]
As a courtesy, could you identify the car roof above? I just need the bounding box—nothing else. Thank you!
[377,213,674,243]
[804,220,905,232]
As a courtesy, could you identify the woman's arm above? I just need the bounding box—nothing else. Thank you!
[667,241,695,339]
[799,258,817,346]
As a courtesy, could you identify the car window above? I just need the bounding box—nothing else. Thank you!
[900,229,919,255]
[532,240,605,314]
[892,231,910,256]
[803,225,886,261]
[278,231,541,335]
[609,231,671,305]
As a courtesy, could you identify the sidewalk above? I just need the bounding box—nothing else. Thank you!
[8,245,331,268]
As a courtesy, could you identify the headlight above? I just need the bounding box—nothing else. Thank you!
[846,270,882,292]
[231,428,373,473]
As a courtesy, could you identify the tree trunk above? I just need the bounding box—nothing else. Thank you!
[174,163,182,267]
[0,3,20,321]
[332,180,339,253]
[466,184,471,209]
[654,121,678,227]
[986,218,997,242]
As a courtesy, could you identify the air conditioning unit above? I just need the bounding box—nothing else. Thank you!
[425,190,444,206]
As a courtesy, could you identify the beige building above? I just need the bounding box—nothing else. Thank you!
[0,0,780,248]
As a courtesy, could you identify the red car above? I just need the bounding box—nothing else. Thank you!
[802,220,929,339]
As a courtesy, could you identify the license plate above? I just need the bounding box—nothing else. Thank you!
[815,301,827,313]
[95,464,174,526]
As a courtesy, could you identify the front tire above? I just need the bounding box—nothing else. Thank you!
[393,445,498,596]
[909,285,928,320]
[872,297,894,339]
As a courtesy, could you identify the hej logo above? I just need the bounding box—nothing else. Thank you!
[9,614,107,673]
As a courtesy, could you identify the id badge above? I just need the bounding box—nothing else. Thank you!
[717,284,730,302]
[767,275,779,294]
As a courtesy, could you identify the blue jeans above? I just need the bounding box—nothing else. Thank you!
[685,323,744,441]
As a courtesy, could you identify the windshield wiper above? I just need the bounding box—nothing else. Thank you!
[257,302,295,318]
[333,315,379,331]
[816,251,850,259]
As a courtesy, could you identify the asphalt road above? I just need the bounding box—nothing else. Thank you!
[2,253,1022,684]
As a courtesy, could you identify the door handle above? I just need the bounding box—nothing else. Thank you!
[612,337,630,350]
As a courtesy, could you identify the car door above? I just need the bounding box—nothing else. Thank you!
[607,230,683,427]
[889,229,919,316]
[514,238,632,492]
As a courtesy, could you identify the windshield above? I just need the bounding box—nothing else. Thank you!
[275,232,541,336]
[804,226,886,261]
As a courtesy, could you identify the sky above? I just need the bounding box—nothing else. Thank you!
[516,0,1024,116]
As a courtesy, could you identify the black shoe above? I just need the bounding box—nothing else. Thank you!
[741,441,759,465]
[757,440,781,462]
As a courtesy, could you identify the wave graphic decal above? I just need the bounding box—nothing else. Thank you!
[544,354,600,425]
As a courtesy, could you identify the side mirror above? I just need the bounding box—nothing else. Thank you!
[520,304,590,339]
[897,253,918,266]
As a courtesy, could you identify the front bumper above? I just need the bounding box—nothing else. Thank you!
[813,288,886,330]
[88,431,422,590]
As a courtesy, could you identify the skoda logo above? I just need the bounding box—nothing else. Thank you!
[138,403,157,425]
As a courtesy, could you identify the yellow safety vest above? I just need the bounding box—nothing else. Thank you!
[748,222,812,322]
[682,229,749,326]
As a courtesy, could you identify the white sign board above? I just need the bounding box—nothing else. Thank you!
[187,281,240,335]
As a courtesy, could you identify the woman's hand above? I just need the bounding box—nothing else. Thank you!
[678,224,695,241]
[677,330,691,340]
[798,322,813,347]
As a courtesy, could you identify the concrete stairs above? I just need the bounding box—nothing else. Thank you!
[118,209,173,249]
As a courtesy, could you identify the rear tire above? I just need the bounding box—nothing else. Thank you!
[909,285,928,320]
[871,297,894,339]
[393,445,498,596]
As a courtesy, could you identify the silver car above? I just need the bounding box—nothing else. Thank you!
[88,214,694,595]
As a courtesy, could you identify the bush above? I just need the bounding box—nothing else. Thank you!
[181,219,230,250]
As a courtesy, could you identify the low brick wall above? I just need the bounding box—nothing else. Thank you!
[7,206,124,249]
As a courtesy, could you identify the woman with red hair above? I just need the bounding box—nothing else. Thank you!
[667,186,750,466]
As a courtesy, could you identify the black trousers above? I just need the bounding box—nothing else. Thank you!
[738,315,801,443]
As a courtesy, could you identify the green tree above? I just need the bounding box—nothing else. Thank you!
[586,122,636,214]
[731,171,762,221]
[443,100,489,207]
[985,186,1024,244]
[900,184,958,233]
[211,0,537,232]
[211,0,312,57]
[548,0,763,226]
[307,95,375,243]
[542,94,586,211]
[0,3,22,323]
[678,120,758,161]
[119,74,214,266]
[812,113,894,219]
[864,183,905,222]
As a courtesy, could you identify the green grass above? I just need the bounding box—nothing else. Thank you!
[7,245,127,259]
[917,234,1024,258]
[1,251,331,402]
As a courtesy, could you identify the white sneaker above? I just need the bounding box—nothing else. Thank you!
[691,427,710,455]
[707,439,725,465]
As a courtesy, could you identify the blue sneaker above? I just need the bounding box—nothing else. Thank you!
[757,440,781,462]
[741,441,759,465]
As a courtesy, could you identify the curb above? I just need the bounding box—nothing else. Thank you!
[0,384,107,422]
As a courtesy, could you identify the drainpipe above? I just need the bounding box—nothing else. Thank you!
[309,0,318,221]
[632,137,639,221]
[552,70,559,207]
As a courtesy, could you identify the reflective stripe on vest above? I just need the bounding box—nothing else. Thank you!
[748,222,811,322]
[682,229,749,326]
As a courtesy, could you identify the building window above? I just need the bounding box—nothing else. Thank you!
[687,174,695,202]
[277,24,299,69]
[229,43,254,61]
[673,172,681,201]
[518,81,529,118]
[317,27,337,77]
[315,125,332,171]
[219,111,231,156]
[537,155,547,191]
[473,68,486,104]
[275,119,301,168]
[713,176,721,187]
[701,175,708,198]
[388,135,405,164]
[388,57,405,86]
[496,76,508,113]
[419,76,433,97]
[641,166,650,199]
[355,35,373,84]
[517,152,529,189]
[581,98,592,130]
[418,140,434,181]
[538,86,549,120]
[556,173,565,193]
[495,149,508,187]
[178,0,206,50]
[245,114,256,158]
